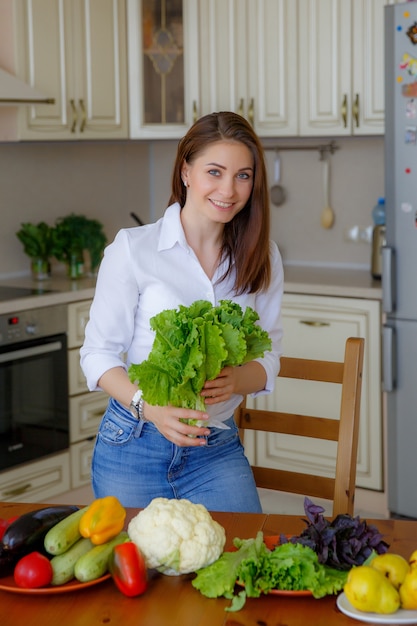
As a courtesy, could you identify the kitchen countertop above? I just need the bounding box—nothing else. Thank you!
[0,266,382,315]
[283,265,382,300]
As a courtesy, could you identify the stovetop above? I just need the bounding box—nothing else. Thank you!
[0,285,55,302]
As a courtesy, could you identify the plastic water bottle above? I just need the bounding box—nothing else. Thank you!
[371,198,386,279]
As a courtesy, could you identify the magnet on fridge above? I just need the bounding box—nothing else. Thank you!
[406,99,417,118]
[407,22,417,44]
[399,53,417,75]
[405,126,417,143]
[401,202,413,213]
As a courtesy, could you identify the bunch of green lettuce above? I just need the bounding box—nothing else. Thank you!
[128,299,272,415]
[191,531,348,612]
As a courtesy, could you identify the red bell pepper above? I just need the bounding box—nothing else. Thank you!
[109,541,148,597]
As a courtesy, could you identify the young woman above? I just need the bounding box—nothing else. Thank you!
[80,111,284,512]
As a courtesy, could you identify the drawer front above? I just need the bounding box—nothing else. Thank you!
[68,348,88,395]
[0,452,70,503]
[70,392,108,443]
[67,301,92,349]
[70,439,95,489]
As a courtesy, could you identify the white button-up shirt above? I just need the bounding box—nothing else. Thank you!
[80,203,284,426]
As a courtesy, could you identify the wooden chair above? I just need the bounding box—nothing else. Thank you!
[234,337,365,517]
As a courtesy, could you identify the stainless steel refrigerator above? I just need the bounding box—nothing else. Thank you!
[384,2,417,518]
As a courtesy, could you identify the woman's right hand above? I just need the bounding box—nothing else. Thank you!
[144,403,210,446]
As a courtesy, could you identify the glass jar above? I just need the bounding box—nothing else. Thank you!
[31,257,51,281]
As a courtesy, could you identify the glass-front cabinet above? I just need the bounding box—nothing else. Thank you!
[128,0,198,138]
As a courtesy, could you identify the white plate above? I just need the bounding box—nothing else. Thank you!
[337,592,417,624]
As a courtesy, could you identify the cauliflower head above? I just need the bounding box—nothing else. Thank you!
[127,497,226,575]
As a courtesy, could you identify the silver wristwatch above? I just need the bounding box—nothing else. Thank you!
[129,389,146,421]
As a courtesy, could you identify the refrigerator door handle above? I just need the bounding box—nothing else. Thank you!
[382,324,396,392]
[382,246,395,313]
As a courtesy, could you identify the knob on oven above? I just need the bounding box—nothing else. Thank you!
[26,323,38,335]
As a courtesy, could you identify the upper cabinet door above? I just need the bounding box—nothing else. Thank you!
[128,0,197,139]
[15,0,128,140]
[248,0,298,137]
[299,0,391,136]
[352,0,394,135]
[193,0,297,137]
[298,0,351,136]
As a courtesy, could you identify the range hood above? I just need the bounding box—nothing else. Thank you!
[0,67,54,105]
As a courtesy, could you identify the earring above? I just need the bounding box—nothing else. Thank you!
[182,180,188,188]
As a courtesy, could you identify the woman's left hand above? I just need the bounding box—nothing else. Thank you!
[200,367,237,404]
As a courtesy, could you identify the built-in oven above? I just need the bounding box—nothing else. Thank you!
[0,303,69,473]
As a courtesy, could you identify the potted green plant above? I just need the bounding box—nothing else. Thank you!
[16,221,53,280]
[52,213,107,278]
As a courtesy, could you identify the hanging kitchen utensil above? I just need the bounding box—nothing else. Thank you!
[320,156,335,229]
[270,152,286,207]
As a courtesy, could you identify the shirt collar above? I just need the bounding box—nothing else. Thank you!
[158,202,188,251]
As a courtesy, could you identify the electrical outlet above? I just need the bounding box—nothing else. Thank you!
[344,225,372,243]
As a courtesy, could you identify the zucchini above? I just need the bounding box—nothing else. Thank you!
[74,531,129,583]
[2,505,79,558]
[44,506,88,556]
[50,537,94,585]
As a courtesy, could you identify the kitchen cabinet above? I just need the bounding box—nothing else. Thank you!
[245,293,382,491]
[192,0,298,137]
[128,0,198,139]
[14,0,128,140]
[298,0,397,136]
[67,300,108,488]
[127,0,297,139]
[0,452,70,503]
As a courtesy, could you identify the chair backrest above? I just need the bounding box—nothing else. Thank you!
[234,336,365,517]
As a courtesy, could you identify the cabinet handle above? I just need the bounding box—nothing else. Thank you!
[341,94,348,128]
[237,98,244,117]
[299,320,330,327]
[2,483,32,498]
[70,99,77,133]
[352,93,360,127]
[79,99,86,132]
[248,98,254,126]
[192,100,198,123]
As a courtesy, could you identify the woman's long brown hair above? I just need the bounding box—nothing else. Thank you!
[168,111,271,295]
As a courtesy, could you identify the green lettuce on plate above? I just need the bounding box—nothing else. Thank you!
[128,299,272,414]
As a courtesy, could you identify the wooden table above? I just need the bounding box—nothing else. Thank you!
[0,501,416,626]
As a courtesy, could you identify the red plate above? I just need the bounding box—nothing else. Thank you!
[237,535,313,597]
[0,573,111,595]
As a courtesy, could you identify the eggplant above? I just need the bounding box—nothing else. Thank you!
[0,546,17,578]
[2,505,79,558]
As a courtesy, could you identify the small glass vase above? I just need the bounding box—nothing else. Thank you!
[31,257,51,281]
[67,252,85,279]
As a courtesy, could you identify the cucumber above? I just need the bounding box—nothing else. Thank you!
[44,506,88,555]
[50,537,94,585]
[74,531,129,583]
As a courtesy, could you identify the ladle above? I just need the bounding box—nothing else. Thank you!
[320,157,335,229]
[270,152,286,207]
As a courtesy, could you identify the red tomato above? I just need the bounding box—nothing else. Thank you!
[14,552,53,588]
[109,542,148,597]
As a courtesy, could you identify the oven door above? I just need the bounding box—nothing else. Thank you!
[0,333,69,472]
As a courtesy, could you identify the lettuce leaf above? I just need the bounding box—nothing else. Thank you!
[192,531,348,612]
[128,299,272,412]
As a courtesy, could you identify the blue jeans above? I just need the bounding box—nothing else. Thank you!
[91,398,262,513]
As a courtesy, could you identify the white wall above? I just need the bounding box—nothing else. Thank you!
[0,134,384,280]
